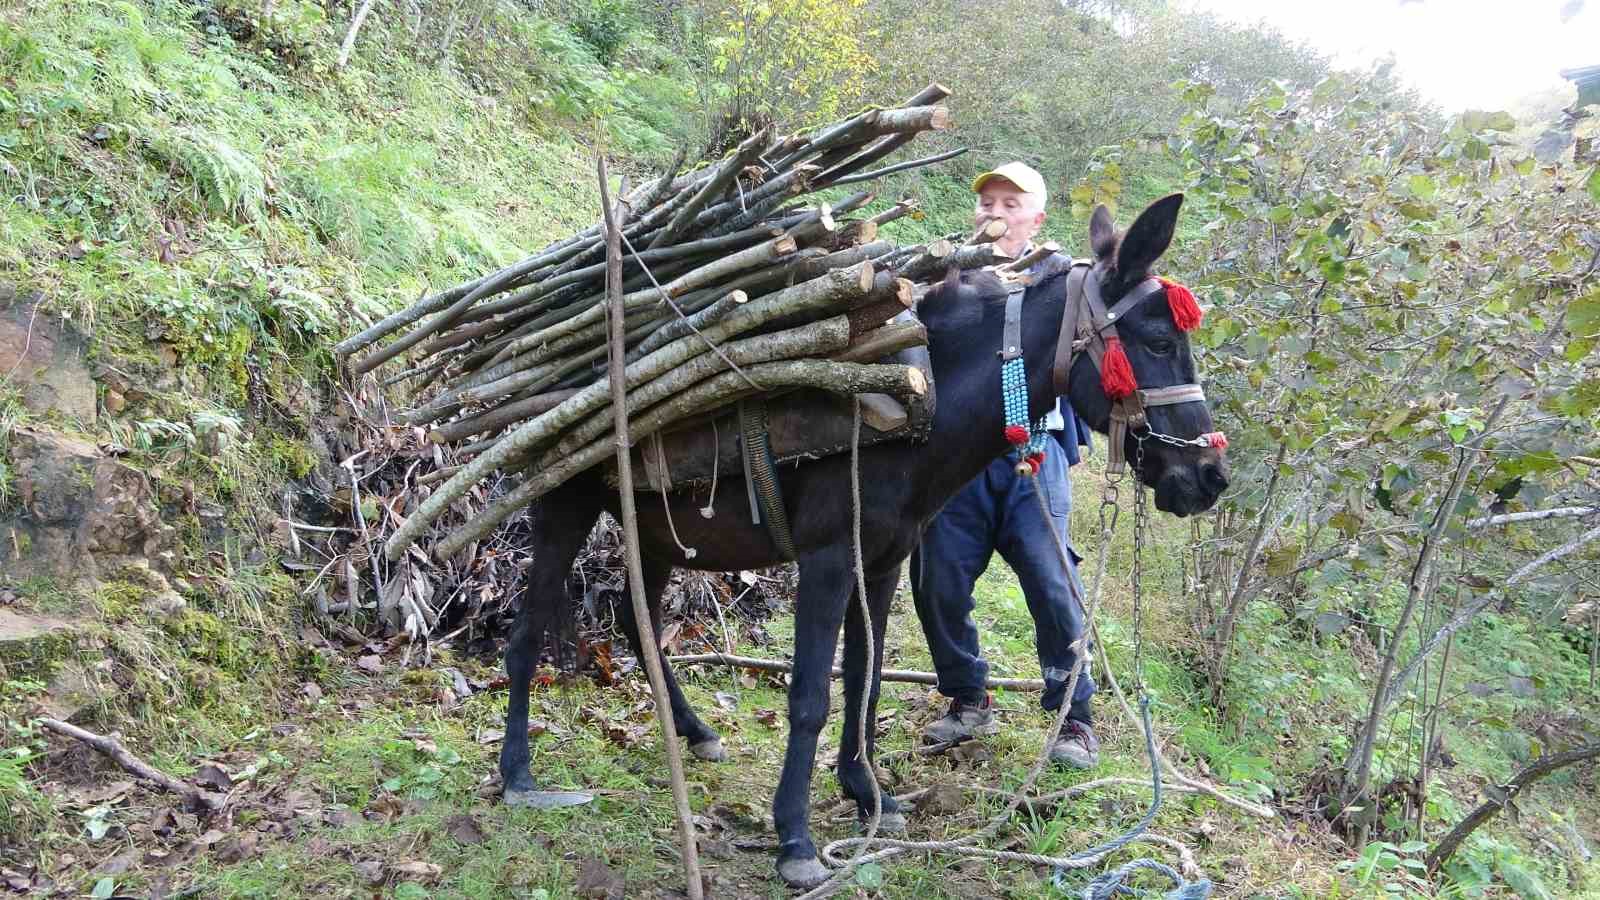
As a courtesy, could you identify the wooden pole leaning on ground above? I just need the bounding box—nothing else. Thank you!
[599,156,703,900]
[666,653,1047,692]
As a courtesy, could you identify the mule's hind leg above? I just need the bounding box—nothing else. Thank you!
[500,489,601,807]
[836,570,904,832]
[614,553,725,760]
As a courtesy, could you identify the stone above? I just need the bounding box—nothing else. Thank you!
[1,428,173,581]
[0,608,91,717]
[0,287,96,423]
[102,389,126,415]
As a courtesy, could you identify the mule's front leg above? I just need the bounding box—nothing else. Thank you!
[774,546,852,889]
[836,570,903,832]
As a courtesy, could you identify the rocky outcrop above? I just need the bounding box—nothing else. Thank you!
[1,429,174,584]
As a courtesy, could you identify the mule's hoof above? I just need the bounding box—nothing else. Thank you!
[689,738,727,762]
[859,809,907,834]
[503,789,594,809]
[776,856,831,889]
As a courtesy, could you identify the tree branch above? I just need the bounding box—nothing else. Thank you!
[1426,742,1600,873]
[1465,506,1597,529]
[1386,522,1600,701]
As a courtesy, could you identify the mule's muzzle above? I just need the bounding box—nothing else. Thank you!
[1150,450,1228,517]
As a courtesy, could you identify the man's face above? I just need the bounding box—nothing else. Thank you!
[975,179,1044,257]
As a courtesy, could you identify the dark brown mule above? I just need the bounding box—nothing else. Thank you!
[497,194,1228,888]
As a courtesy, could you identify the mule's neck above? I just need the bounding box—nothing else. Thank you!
[906,281,1099,520]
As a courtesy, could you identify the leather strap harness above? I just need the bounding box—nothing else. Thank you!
[1049,262,1211,475]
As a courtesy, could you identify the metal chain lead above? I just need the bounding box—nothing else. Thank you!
[1132,433,1148,693]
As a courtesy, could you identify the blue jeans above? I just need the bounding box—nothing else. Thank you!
[911,442,1094,713]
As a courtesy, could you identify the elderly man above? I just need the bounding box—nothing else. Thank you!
[908,161,1099,768]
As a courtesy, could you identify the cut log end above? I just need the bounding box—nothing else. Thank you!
[854,261,876,293]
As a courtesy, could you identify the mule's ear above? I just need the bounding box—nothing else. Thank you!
[1088,204,1117,260]
[942,264,962,297]
[1115,193,1183,277]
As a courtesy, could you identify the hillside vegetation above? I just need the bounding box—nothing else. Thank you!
[2,1,1597,898]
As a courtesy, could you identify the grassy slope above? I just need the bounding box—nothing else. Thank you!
[2,1,1597,898]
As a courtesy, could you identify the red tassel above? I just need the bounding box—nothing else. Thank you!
[1027,452,1044,474]
[1101,336,1138,399]
[1004,425,1030,445]
[1204,432,1228,450]
[1158,277,1203,332]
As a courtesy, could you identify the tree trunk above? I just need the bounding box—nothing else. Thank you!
[336,0,377,70]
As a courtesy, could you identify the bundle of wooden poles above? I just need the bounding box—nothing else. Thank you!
[334,83,1050,564]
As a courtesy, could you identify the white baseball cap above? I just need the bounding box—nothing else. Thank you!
[971,161,1048,206]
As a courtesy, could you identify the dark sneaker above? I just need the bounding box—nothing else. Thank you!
[1049,718,1100,769]
[922,694,998,744]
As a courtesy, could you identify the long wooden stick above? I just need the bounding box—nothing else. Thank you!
[666,653,1046,692]
[430,360,926,558]
[385,263,877,559]
[600,158,703,900]
[38,718,223,812]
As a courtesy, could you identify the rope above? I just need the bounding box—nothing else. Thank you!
[652,434,698,559]
[1083,860,1213,900]
[798,471,1113,899]
[797,463,1214,899]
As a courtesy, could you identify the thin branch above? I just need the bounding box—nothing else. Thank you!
[666,652,1046,691]
[1466,506,1597,529]
[335,0,377,69]
[1427,742,1600,873]
[1387,522,1600,701]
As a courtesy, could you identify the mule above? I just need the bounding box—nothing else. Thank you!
[497,194,1229,888]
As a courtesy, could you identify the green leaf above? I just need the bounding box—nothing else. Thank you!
[855,862,885,889]
[1407,175,1436,199]
[1397,201,1435,221]
[91,879,115,900]
[1586,165,1600,204]
[1499,859,1555,900]
[1458,110,1517,133]
[1574,288,1600,337]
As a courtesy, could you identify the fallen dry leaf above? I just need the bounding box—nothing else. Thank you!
[353,860,386,885]
[392,860,442,881]
[754,708,779,728]
[445,814,486,845]
[576,856,625,900]
[714,691,738,710]
[193,763,233,792]
[213,833,258,864]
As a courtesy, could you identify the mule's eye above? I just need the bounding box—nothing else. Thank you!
[1149,340,1175,356]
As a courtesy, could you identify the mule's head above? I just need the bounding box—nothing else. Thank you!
[1067,194,1229,517]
